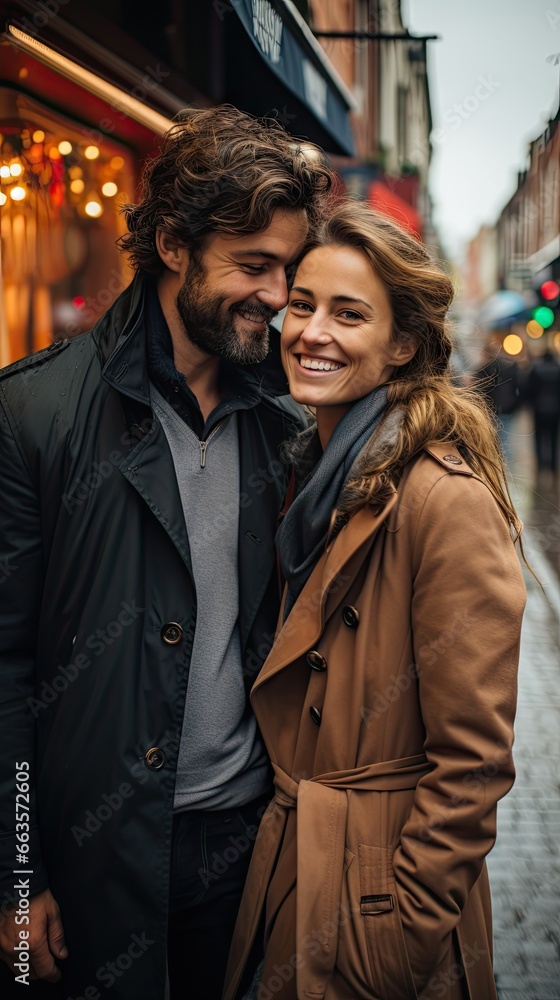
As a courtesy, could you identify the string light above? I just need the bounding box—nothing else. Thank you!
[502,334,523,356]
[85,199,103,218]
[0,124,127,223]
[526,320,544,338]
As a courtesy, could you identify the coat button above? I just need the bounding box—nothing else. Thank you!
[309,706,322,726]
[443,455,462,465]
[306,650,327,672]
[144,747,165,770]
[342,606,360,629]
[161,622,183,645]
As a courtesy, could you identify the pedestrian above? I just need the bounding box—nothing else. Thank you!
[225,201,526,1000]
[472,338,522,466]
[0,105,332,999]
[525,347,560,482]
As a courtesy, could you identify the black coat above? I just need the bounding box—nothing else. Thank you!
[0,277,303,997]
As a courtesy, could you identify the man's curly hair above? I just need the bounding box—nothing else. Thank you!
[118,105,333,275]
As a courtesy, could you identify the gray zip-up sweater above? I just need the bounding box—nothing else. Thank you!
[151,385,270,810]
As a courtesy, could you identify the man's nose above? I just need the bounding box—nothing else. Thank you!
[258,271,289,312]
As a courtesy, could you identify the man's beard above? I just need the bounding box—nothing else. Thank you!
[176,252,275,365]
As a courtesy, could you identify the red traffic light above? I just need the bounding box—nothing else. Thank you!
[540,280,560,300]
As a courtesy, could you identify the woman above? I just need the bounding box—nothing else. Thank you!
[225,201,526,1000]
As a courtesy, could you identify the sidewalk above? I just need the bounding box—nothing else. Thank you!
[488,411,560,1000]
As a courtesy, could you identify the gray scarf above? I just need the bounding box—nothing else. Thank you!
[276,384,389,618]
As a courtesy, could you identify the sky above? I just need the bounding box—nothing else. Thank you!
[404,0,559,261]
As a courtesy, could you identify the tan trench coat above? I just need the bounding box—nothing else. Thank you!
[225,442,526,1000]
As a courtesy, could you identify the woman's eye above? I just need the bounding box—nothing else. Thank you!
[289,300,313,312]
[340,310,362,321]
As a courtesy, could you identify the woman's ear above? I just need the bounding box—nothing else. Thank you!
[155,230,188,274]
[392,333,418,368]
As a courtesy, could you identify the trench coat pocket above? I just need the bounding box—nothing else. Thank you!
[358,844,419,1000]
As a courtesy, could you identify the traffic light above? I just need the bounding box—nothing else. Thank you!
[540,280,560,302]
[532,279,559,330]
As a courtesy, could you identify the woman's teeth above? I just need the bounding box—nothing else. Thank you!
[299,356,343,372]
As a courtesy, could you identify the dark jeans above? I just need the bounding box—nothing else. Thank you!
[167,793,269,1000]
[0,793,269,1000]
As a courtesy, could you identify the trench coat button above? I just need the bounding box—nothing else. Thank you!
[144,747,165,770]
[161,622,183,645]
[443,455,462,465]
[309,706,322,726]
[342,606,360,629]
[306,650,327,672]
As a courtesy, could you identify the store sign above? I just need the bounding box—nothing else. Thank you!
[229,0,355,154]
[302,59,327,121]
[252,0,283,64]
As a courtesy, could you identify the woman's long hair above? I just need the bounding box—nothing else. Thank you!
[297,200,522,542]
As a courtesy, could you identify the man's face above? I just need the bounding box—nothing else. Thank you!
[176,208,308,365]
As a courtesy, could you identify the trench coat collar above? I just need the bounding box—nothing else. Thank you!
[94,273,150,404]
[254,490,399,689]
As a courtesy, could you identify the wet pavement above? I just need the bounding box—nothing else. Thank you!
[488,407,560,1000]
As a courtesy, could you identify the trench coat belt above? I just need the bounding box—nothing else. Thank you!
[225,753,431,1000]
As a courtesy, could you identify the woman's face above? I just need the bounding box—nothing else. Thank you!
[282,244,414,411]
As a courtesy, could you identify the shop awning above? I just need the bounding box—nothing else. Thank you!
[477,290,536,330]
[222,0,355,156]
[369,180,423,239]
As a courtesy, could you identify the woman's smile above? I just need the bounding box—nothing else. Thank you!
[296,353,346,373]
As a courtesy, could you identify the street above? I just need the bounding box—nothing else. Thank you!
[488,408,560,1000]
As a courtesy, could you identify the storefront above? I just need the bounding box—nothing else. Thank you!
[0,83,143,363]
[0,11,178,364]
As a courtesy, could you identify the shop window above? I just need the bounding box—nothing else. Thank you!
[0,88,136,365]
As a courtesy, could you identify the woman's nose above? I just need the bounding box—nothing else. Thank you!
[299,311,333,346]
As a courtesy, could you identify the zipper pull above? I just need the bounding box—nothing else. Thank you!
[199,440,208,469]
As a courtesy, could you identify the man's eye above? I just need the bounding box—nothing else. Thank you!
[243,264,266,273]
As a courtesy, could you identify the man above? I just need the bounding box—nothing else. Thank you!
[0,105,331,999]
[472,337,521,466]
[525,347,560,482]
